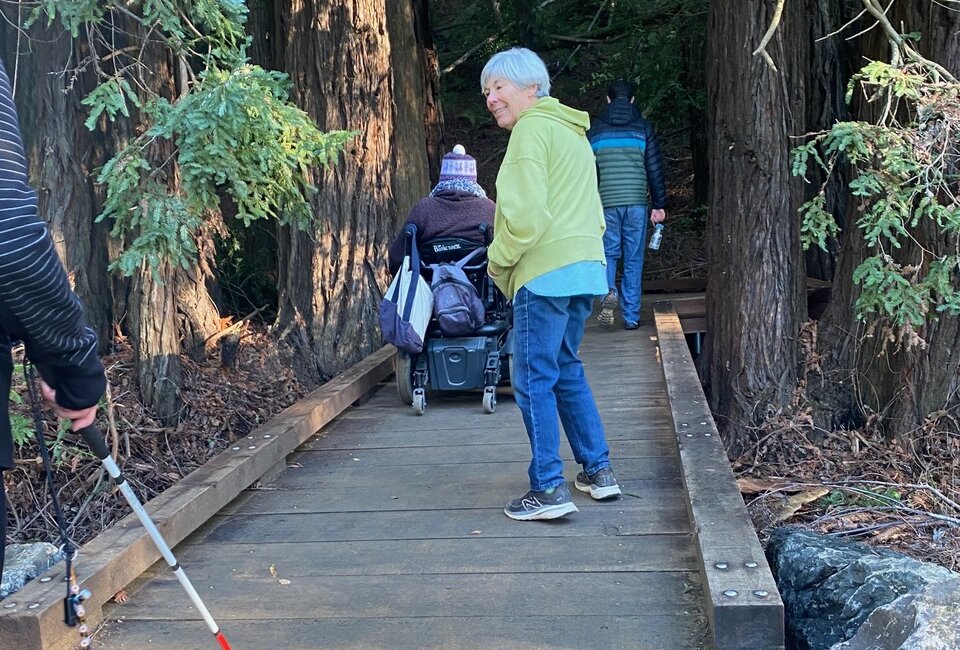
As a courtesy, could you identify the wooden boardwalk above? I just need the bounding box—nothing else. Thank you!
[93,319,713,649]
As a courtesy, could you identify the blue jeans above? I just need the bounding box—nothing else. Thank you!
[603,205,648,325]
[511,287,611,491]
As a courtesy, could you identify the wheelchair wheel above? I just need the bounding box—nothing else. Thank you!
[395,353,415,405]
[482,387,497,414]
[507,353,515,387]
[413,388,426,416]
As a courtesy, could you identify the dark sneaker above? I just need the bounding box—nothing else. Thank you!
[624,321,639,330]
[574,467,622,500]
[597,290,617,326]
[504,484,578,521]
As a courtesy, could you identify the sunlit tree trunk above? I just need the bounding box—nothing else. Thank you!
[273,0,437,381]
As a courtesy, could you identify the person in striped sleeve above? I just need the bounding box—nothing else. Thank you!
[0,59,106,579]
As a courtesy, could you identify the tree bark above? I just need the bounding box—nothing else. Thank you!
[700,0,805,455]
[131,261,184,425]
[273,0,435,381]
[814,4,960,437]
[411,0,446,186]
[387,0,435,218]
[0,16,113,345]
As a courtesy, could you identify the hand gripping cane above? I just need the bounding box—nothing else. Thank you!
[76,425,233,650]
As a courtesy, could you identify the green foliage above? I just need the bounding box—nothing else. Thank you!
[81,77,142,130]
[98,64,355,275]
[31,1,353,276]
[587,0,708,129]
[792,61,960,331]
[26,0,107,36]
[8,382,33,447]
[431,0,708,130]
[818,486,902,508]
[6,364,90,463]
[34,0,247,59]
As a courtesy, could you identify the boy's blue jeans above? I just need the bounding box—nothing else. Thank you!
[603,204,649,325]
[511,287,611,491]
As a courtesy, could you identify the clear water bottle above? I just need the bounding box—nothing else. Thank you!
[648,223,664,250]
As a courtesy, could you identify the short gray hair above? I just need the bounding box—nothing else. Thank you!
[480,47,551,98]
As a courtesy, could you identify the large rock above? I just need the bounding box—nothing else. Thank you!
[832,579,960,650]
[1,543,64,598]
[766,528,959,650]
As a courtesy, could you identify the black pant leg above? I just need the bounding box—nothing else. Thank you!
[1,469,6,579]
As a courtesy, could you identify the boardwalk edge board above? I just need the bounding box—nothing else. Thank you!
[653,303,786,650]
[0,345,396,650]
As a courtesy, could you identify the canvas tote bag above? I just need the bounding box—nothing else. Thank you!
[379,229,433,353]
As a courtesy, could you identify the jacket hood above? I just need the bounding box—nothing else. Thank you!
[597,97,643,126]
[520,97,591,134]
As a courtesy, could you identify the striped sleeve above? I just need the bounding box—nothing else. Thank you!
[0,60,105,410]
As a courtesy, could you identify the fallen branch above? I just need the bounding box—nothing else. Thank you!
[202,304,268,351]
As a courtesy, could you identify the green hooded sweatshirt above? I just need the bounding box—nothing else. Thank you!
[488,97,606,299]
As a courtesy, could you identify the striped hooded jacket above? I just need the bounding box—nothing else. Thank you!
[586,98,666,210]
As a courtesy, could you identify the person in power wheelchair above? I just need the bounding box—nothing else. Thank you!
[387,146,511,415]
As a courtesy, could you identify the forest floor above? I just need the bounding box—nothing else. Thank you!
[4,327,315,557]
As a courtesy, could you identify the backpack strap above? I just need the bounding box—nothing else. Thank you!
[454,246,486,269]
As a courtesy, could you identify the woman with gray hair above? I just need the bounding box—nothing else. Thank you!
[482,47,620,521]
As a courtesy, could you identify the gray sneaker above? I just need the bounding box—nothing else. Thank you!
[597,290,617,326]
[574,467,622,500]
[504,484,578,520]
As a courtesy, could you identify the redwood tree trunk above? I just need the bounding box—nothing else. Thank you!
[700,0,805,454]
[0,18,113,344]
[411,0,446,185]
[273,0,437,381]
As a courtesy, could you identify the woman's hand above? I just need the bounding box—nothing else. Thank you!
[40,380,98,431]
[488,261,504,278]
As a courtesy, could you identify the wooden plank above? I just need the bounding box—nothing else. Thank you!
[300,427,679,452]
[95,614,712,650]
[654,303,784,650]
[0,346,397,650]
[136,535,698,578]
[105,572,704,620]
[291,439,678,465]
[643,277,708,292]
[658,295,705,318]
[268,456,680,490]
[95,313,712,650]
[217,477,687,515]
[188,499,694,545]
